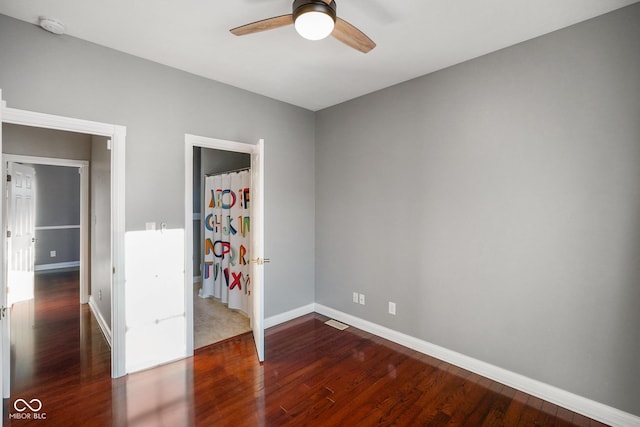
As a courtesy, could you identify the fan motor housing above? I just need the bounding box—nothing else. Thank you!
[292,0,337,22]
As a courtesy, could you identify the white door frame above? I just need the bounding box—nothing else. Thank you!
[3,154,90,304]
[0,99,127,379]
[184,134,264,357]
[1,91,3,421]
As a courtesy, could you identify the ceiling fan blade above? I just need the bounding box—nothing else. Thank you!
[230,14,294,36]
[332,18,376,53]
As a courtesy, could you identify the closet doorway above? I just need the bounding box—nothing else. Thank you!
[192,147,251,349]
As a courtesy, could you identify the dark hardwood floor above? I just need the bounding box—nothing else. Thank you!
[3,270,608,426]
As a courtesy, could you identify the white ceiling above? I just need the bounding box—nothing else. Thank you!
[1,0,637,111]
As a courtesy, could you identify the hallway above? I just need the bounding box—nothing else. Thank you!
[6,269,112,424]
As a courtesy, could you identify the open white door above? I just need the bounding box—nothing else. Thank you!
[6,162,37,305]
[0,89,4,420]
[2,162,37,399]
[250,139,265,361]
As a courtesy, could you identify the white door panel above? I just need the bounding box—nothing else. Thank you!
[7,162,37,305]
[250,140,265,361]
[1,89,4,418]
[3,162,37,399]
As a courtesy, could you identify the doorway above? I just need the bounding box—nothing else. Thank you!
[0,98,127,409]
[2,158,88,400]
[184,135,265,361]
[192,147,252,348]
[1,126,112,398]
[3,152,90,305]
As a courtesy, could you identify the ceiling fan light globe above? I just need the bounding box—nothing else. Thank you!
[295,11,335,40]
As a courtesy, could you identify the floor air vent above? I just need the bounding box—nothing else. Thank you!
[325,319,349,330]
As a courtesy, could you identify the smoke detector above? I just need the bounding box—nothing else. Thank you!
[39,17,66,35]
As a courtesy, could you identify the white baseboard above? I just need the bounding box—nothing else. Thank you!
[314,304,640,427]
[88,296,112,348]
[35,261,80,272]
[264,303,315,329]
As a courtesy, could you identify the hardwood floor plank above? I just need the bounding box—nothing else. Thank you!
[572,413,592,427]
[503,389,531,425]
[404,365,475,424]
[445,375,495,424]
[307,352,414,424]
[518,395,547,426]
[342,354,439,425]
[538,399,560,426]
[360,358,441,425]
[372,359,447,426]
[3,272,614,426]
[474,383,516,426]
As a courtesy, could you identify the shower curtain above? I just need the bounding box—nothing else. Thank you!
[200,170,250,314]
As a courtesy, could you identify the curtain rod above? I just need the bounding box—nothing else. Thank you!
[204,167,250,177]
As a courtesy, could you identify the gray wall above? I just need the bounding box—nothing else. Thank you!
[0,13,316,318]
[2,123,91,160]
[316,3,640,417]
[32,164,80,227]
[34,228,80,266]
[201,148,251,178]
[32,164,81,266]
[91,136,111,327]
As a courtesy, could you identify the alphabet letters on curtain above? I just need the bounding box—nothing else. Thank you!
[200,170,250,314]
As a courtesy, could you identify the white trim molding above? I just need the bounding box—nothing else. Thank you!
[186,134,256,154]
[1,154,88,168]
[264,303,315,329]
[35,261,80,272]
[89,296,112,347]
[3,107,119,136]
[36,225,81,231]
[313,304,640,427]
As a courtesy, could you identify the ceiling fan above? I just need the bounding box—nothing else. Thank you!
[230,0,376,53]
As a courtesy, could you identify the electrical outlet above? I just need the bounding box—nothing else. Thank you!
[388,302,396,315]
[359,294,365,305]
[353,292,359,303]
[50,250,57,258]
